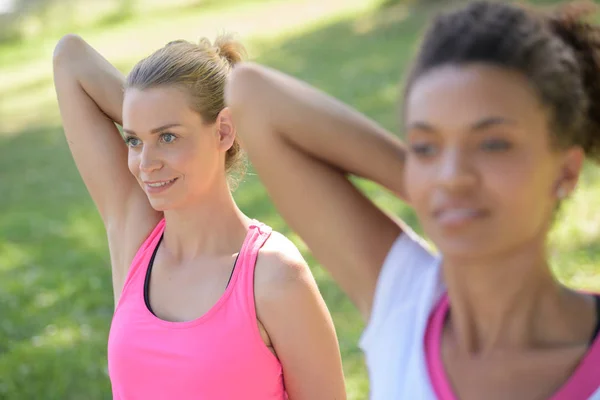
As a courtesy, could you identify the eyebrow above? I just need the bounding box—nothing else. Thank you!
[407,117,515,133]
[123,123,182,136]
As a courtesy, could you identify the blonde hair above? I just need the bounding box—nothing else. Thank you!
[126,33,247,187]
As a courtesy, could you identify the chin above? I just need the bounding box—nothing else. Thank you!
[148,194,195,212]
[149,203,169,212]
[431,232,498,261]
[147,197,176,212]
[439,245,489,262]
[440,236,525,263]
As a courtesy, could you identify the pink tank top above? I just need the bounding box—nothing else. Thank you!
[425,294,600,399]
[107,219,287,399]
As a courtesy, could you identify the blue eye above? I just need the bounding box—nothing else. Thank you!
[125,136,141,147]
[160,133,177,144]
[481,140,511,151]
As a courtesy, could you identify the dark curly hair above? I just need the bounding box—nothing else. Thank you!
[404,0,600,163]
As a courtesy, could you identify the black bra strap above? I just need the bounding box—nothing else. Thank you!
[591,295,600,345]
[226,253,241,288]
[143,234,241,316]
[144,233,164,316]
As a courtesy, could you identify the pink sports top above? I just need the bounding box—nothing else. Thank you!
[107,219,287,399]
[426,293,600,399]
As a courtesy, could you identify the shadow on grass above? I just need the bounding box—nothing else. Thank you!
[255,6,429,131]
[2,76,55,99]
[0,125,113,399]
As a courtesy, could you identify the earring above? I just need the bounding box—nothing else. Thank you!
[557,186,567,200]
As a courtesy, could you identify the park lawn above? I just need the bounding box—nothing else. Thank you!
[1,0,599,399]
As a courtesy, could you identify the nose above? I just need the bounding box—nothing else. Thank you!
[435,147,477,192]
[139,144,163,174]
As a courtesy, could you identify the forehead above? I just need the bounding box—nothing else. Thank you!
[123,86,200,129]
[404,64,548,131]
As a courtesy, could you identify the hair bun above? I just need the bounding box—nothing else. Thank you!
[547,1,600,161]
[202,33,247,66]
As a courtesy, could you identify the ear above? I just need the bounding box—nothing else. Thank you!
[553,146,585,199]
[215,107,236,153]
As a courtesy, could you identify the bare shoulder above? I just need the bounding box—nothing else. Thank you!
[254,231,314,295]
[253,230,346,399]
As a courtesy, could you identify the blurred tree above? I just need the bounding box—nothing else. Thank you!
[114,0,135,20]
[0,0,60,41]
[379,0,461,8]
[0,0,134,43]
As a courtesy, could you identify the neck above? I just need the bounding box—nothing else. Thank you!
[442,238,584,354]
[162,177,250,261]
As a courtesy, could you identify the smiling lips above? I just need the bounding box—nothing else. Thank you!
[143,178,178,193]
[433,206,489,227]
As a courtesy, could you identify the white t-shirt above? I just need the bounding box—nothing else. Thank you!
[359,228,600,400]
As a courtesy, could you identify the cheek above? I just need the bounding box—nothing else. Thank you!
[127,151,139,177]
[485,154,532,195]
[404,158,431,212]
[490,158,555,223]
[166,144,213,183]
[171,146,199,173]
[486,150,552,200]
[191,140,221,169]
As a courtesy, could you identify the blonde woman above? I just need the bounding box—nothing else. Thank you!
[52,34,345,400]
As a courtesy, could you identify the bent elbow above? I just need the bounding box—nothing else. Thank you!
[52,34,86,69]
[226,62,267,112]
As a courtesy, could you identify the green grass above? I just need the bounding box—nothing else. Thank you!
[1,0,600,399]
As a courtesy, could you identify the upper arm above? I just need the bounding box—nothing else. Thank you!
[228,65,402,319]
[53,34,136,221]
[255,234,346,400]
[53,35,161,277]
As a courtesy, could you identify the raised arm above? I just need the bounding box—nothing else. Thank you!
[226,63,407,320]
[53,35,160,293]
[255,233,346,400]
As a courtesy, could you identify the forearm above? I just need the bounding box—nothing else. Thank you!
[53,34,125,125]
[227,62,407,198]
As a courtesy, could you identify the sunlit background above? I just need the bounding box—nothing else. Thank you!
[1,0,599,399]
